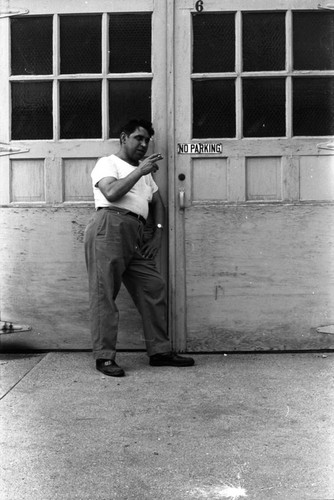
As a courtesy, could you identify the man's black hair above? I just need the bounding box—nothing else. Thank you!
[119,119,155,139]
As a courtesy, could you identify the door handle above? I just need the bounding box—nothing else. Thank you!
[179,189,185,210]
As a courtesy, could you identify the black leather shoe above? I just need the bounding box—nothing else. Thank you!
[149,352,195,367]
[96,359,125,377]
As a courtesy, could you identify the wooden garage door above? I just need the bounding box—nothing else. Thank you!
[0,0,168,350]
[171,0,334,352]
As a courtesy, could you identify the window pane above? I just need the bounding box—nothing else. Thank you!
[293,78,334,136]
[109,80,151,137]
[243,78,285,137]
[109,14,151,73]
[11,17,52,75]
[192,13,235,73]
[60,81,101,139]
[243,13,285,71]
[11,82,52,139]
[193,80,236,138]
[60,15,101,74]
[293,12,334,70]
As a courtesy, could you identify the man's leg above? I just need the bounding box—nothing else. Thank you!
[123,254,194,367]
[84,211,124,362]
[122,253,171,357]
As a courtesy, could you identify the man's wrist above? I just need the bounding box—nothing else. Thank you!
[156,223,163,230]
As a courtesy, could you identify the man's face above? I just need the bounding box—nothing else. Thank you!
[122,127,151,163]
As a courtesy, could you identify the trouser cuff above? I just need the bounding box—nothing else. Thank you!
[147,342,171,357]
[93,350,116,361]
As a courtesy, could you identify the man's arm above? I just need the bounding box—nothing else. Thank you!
[141,190,165,259]
[150,190,165,228]
[97,153,163,202]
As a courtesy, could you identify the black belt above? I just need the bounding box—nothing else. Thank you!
[98,207,146,225]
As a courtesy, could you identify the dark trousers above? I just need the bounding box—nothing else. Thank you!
[84,208,170,360]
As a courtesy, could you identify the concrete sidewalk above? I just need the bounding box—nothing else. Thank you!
[0,352,333,500]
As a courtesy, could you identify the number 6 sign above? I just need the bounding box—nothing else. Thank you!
[195,0,204,12]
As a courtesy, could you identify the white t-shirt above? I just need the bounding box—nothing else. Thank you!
[91,154,158,219]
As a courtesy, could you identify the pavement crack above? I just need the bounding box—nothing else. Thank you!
[0,354,47,401]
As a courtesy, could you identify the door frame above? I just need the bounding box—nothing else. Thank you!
[166,0,185,351]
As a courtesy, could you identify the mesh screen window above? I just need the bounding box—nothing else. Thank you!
[11,16,53,75]
[11,82,53,140]
[109,14,152,73]
[192,13,235,73]
[293,77,334,136]
[60,15,102,74]
[60,81,102,139]
[243,12,285,71]
[192,11,333,138]
[193,80,236,139]
[10,14,152,140]
[293,12,334,70]
[243,78,286,137]
[109,80,151,137]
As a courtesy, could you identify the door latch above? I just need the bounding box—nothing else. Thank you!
[179,190,185,209]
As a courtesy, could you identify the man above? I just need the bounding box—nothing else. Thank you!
[84,119,194,377]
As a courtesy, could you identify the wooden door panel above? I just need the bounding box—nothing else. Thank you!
[185,204,334,351]
[11,160,45,202]
[0,0,168,351]
[173,0,334,351]
[246,157,281,201]
[63,159,96,202]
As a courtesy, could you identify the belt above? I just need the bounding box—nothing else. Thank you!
[97,207,146,225]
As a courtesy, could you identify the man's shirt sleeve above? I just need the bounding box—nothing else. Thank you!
[91,157,118,187]
[148,174,159,194]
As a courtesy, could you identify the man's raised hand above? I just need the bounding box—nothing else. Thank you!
[139,153,163,175]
